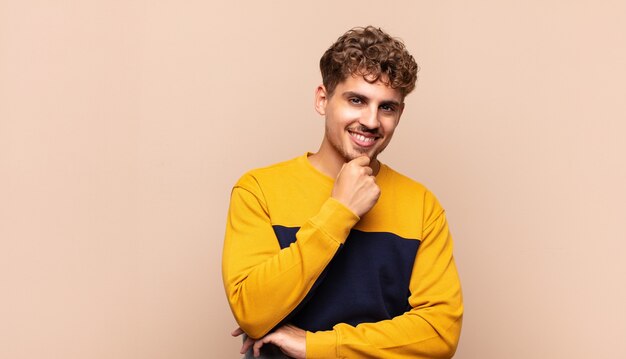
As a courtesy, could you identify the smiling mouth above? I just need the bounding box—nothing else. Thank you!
[348,130,379,147]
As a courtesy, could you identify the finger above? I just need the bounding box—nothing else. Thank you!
[240,336,255,354]
[252,339,262,357]
[231,327,244,337]
[336,163,347,178]
[252,335,271,357]
[352,155,370,166]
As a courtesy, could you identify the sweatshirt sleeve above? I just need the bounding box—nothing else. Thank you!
[222,173,360,339]
[306,193,463,359]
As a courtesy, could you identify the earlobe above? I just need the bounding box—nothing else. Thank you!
[314,85,327,116]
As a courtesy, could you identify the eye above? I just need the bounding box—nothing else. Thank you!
[349,97,363,105]
[380,104,396,112]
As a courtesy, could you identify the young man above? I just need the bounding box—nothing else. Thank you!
[223,26,463,358]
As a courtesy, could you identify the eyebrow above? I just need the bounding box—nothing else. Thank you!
[342,91,402,108]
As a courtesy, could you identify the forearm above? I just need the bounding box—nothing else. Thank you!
[306,283,463,358]
[223,193,359,338]
[307,209,463,358]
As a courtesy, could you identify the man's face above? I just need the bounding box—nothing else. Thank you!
[316,74,405,163]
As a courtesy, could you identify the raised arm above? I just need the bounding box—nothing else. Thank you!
[222,173,359,339]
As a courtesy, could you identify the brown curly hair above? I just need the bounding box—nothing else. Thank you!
[320,26,419,98]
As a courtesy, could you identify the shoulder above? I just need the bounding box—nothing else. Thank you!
[382,165,435,199]
[382,164,445,219]
[234,155,303,191]
[382,165,427,191]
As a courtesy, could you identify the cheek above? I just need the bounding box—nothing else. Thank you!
[331,106,360,123]
[381,119,399,135]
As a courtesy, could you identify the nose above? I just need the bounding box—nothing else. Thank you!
[359,106,380,130]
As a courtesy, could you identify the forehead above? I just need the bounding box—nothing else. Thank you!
[334,74,403,103]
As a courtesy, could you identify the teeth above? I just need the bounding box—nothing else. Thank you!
[353,133,374,142]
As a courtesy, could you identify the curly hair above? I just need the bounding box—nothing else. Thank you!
[320,26,419,98]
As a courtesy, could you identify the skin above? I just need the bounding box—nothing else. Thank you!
[232,326,306,358]
[234,75,406,358]
[311,74,405,217]
[309,74,405,181]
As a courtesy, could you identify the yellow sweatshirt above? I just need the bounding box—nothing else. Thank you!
[222,153,463,358]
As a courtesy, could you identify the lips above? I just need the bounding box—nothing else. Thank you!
[348,130,379,148]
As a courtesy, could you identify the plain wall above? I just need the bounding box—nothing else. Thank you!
[1,1,625,358]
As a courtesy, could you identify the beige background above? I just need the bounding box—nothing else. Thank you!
[1,1,625,358]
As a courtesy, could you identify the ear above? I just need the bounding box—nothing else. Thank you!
[314,85,328,116]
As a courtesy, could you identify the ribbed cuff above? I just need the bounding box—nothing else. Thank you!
[309,198,359,245]
[306,330,338,359]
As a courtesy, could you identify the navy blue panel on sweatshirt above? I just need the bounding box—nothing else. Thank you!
[272,225,421,332]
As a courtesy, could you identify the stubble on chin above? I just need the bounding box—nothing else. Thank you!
[338,142,380,163]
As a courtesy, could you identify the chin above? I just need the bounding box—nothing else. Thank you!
[344,148,379,162]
